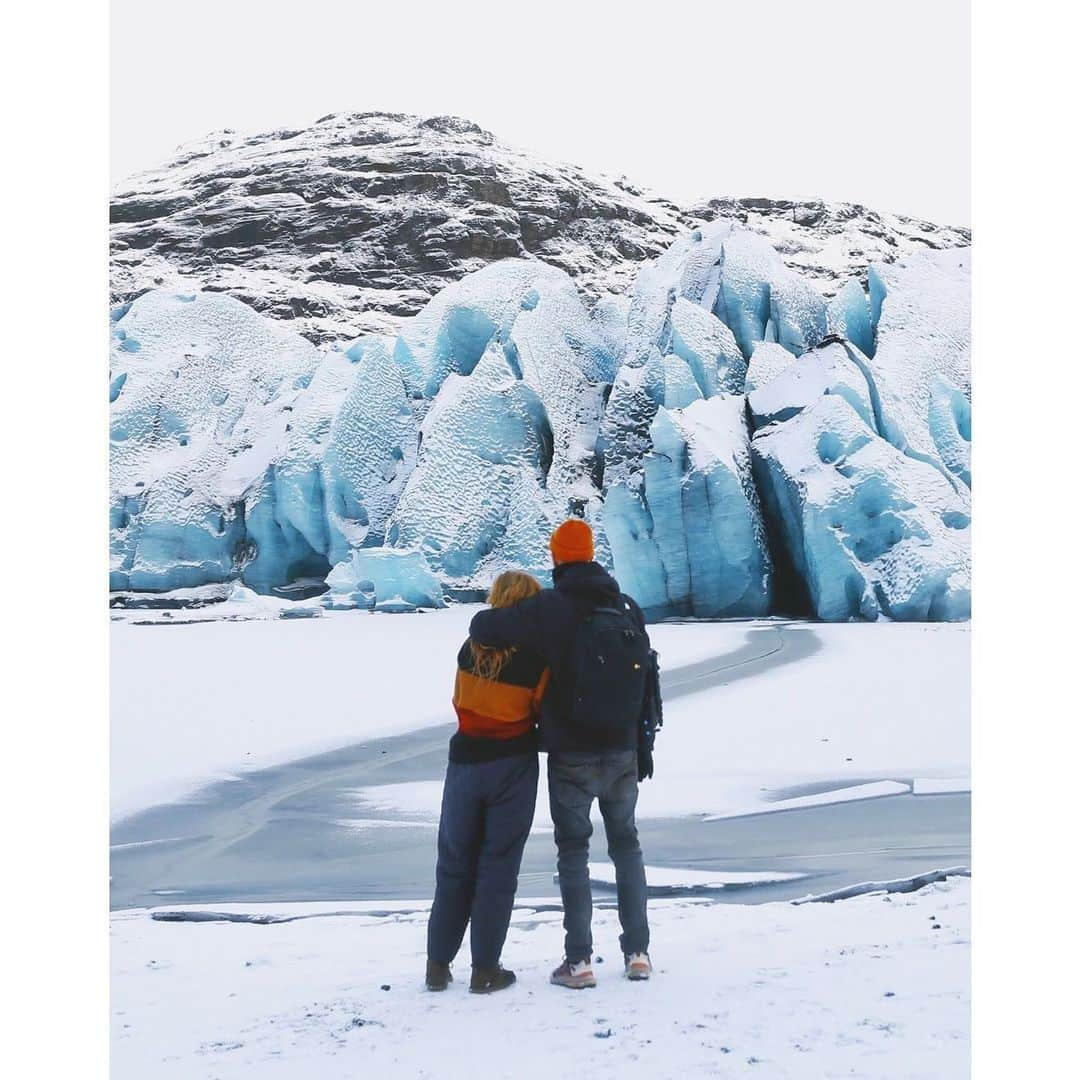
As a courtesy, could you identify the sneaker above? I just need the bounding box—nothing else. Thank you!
[425,959,453,991]
[624,952,652,980]
[469,965,516,994]
[550,958,597,990]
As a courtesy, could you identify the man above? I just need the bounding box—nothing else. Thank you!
[468,518,655,989]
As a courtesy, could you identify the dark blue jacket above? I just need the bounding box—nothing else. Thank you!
[468,561,649,754]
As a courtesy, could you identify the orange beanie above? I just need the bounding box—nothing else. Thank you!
[550,518,594,564]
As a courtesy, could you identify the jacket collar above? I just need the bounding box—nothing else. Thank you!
[552,560,621,599]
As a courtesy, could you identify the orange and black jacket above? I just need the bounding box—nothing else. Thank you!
[449,639,549,764]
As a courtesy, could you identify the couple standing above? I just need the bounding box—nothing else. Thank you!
[425,518,663,994]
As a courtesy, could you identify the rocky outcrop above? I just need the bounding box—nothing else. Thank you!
[110,113,685,342]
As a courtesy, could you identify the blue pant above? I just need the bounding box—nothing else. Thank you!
[427,753,539,969]
[548,750,649,963]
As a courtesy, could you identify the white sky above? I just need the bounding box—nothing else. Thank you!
[111,0,970,225]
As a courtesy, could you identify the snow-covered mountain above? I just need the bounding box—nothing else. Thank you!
[109,114,971,622]
[110,112,970,344]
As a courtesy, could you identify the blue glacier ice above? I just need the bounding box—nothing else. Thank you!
[110,290,424,595]
[385,341,557,587]
[324,547,444,611]
[926,375,972,489]
[485,471,560,589]
[827,279,875,358]
[604,396,771,618]
[668,297,747,396]
[390,258,616,517]
[240,348,354,594]
[596,353,665,490]
[744,342,796,394]
[599,482,667,614]
[867,250,971,489]
[748,340,877,432]
[241,335,421,591]
[592,351,669,613]
[662,353,703,409]
[324,337,418,560]
[489,261,616,511]
[624,220,826,382]
[751,393,970,621]
[713,230,827,358]
[110,290,321,592]
[392,259,611,401]
[592,294,631,364]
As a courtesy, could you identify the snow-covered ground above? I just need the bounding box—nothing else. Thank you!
[642,620,968,819]
[111,605,474,820]
[111,877,970,1079]
[112,609,969,1076]
[112,611,968,825]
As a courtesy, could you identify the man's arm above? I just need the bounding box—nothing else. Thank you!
[468,592,553,659]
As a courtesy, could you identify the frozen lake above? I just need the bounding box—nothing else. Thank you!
[110,723,969,909]
[111,618,969,910]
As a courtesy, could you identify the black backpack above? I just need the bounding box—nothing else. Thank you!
[640,647,664,752]
[567,599,652,734]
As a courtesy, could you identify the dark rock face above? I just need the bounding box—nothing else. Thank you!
[110,111,971,344]
[110,112,686,342]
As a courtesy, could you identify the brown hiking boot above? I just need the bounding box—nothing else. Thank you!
[624,952,652,981]
[550,958,597,990]
[469,965,516,994]
[425,959,453,991]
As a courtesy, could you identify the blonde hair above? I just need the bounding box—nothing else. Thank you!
[471,570,542,680]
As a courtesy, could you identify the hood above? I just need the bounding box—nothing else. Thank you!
[552,560,622,603]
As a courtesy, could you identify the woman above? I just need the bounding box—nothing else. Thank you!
[425,570,547,994]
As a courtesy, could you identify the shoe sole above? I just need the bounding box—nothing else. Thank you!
[469,978,516,994]
[550,976,597,990]
[626,970,651,981]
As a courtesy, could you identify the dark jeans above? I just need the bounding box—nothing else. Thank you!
[548,750,649,963]
[427,752,538,970]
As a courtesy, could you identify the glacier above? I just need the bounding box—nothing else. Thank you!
[623,221,826,369]
[109,291,322,593]
[751,394,971,621]
[386,341,555,586]
[827,279,875,359]
[867,250,972,489]
[604,397,771,619]
[110,219,971,622]
[748,340,877,432]
[324,548,444,612]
